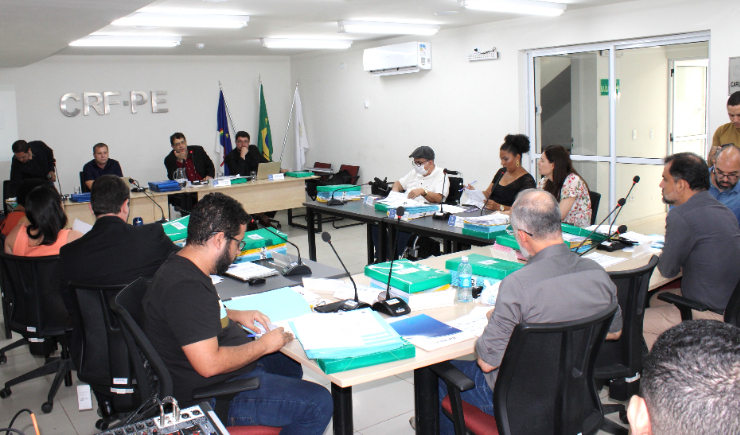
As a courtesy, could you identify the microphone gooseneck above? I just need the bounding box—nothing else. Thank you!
[481,168,506,216]
[573,197,625,252]
[322,232,361,304]
[130,177,167,222]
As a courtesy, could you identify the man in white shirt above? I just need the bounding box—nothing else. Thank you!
[392,146,450,203]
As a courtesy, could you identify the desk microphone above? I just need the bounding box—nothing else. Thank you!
[129,178,168,223]
[253,218,311,276]
[372,206,412,317]
[314,232,371,313]
[573,197,626,252]
[579,225,627,257]
[327,185,358,206]
[481,168,506,216]
[608,175,640,236]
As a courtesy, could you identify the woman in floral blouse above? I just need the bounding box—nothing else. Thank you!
[537,145,592,227]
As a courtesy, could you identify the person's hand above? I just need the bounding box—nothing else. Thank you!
[466,184,475,190]
[258,327,293,353]
[230,309,271,334]
[240,146,249,159]
[174,148,188,162]
[486,308,495,320]
[48,172,57,182]
[407,188,425,199]
[205,176,213,180]
[484,200,496,210]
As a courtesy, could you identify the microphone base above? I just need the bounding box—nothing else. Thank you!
[432,212,451,220]
[155,218,169,223]
[326,198,346,206]
[314,299,371,313]
[280,262,312,276]
[131,187,148,193]
[596,241,626,252]
[372,298,411,317]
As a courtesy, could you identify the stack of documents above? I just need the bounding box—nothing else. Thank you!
[461,214,510,240]
[447,306,493,337]
[289,309,406,359]
[446,254,522,288]
[390,314,475,352]
[387,204,440,221]
[224,262,278,281]
[365,260,451,293]
[374,191,425,212]
[222,287,312,323]
[236,228,289,262]
[162,215,189,242]
[316,184,362,203]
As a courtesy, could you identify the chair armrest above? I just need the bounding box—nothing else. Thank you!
[429,361,475,392]
[657,293,709,321]
[192,377,260,400]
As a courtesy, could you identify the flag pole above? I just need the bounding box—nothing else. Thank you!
[278,80,299,163]
[218,80,238,132]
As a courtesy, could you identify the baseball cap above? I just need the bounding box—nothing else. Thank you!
[409,146,435,160]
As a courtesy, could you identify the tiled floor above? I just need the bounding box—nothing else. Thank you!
[0,209,630,434]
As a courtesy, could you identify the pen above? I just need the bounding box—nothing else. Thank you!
[460,180,476,191]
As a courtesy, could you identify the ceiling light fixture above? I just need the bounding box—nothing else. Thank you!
[69,35,182,47]
[112,12,249,28]
[261,38,352,49]
[459,0,566,16]
[337,20,440,35]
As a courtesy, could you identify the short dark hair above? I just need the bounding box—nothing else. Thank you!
[93,143,108,153]
[664,152,710,191]
[170,132,186,146]
[510,189,562,239]
[500,134,531,157]
[641,320,740,435]
[235,131,250,141]
[15,178,49,207]
[12,140,29,153]
[91,175,130,216]
[186,192,250,246]
[24,185,67,246]
[727,91,740,107]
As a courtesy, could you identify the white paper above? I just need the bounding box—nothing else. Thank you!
[405,330,476,352]
[333,284,385,304]
[463,189,487,209]
[290,285,320,306]
[72,219,93,235]
[171,221,186,230]
[225,262,278,280]
[447,306,492,337]
[438,204,467,214]
[291,310,388,351]
[210,275,223,285]
[583,252,628,268]
[462,213,509,226]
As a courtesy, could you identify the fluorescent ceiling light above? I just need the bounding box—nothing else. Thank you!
[459,0,566,16]
[338,20,440,35]
[69,35,182,47]
[261,38,352,49]
[112,12,248,28]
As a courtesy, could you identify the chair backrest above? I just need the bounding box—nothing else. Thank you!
[445,176,464,205]
[0,252,67,338]
[589,191,601,226]
[3,180,11,214]
[493,302,618,435]
[338,164,360,184]
[110,278,173,400]
[79,172,91,193]
[723,277,740,327]
[595,255,659,379]
[313,162,332,182]
[68,282,140,410]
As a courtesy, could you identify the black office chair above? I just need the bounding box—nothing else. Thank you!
[657,276,740,327]
[445,175,464,206]
[430,302,619,435]
[589,191,601,226]
[80,171,91,193]
[68,282,140,430]
[109,278,279,434]
[594,255,658,433]
[0,253,74,413]
[0,233,12,339]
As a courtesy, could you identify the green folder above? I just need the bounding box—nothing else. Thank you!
[365,260,451,293]
[162,215,189,242]
[462,227,508,240]
[561,223,607,241]
[285,171,315,178]
[315,339,416,374]
[316,184,361,192]
[230,177,248,184]
[445,254,523,279]
[242,228,288,251]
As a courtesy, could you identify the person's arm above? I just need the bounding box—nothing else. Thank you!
[407,189,443,203]
[225,309,272,334]
[41,143,56,181]
[5,225,20,254]
[559,197,576,220]
[657,211,692,279]
[392,181,403,192]
[200,147,216,179]
[9,160,21,197]
[557,174,581,221]
[164,154,176,180]
[84,180,94,190]
[114,160,123,178]
[474,277,522,373]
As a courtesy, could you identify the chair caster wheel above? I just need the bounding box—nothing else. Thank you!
[619,410,629,424]
[95,420,109,430]
[0,354,6,364]
[41,402,53,413]
[0,388,11,398]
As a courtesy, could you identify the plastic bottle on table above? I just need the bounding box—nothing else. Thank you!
[457,256,473,302]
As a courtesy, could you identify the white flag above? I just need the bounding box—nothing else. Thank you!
[294,88,309,170]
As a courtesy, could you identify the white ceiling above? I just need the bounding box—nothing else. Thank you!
[2,0,637,66]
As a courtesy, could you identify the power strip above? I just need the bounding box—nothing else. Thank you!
[94,402,228,435]
[467,51,499,62]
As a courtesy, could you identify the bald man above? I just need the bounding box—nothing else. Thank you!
[709,144,740,225]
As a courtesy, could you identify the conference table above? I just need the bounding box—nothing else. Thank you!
[63,176,314,226]
[280,244,673,435]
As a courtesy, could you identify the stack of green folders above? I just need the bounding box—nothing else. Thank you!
[445,254,522,287]
[162,215,189,242]
[365,260,454,310]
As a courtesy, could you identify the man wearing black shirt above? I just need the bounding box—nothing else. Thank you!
[143,192,332,433]
[9,140,56,196]
[223,131,268,177]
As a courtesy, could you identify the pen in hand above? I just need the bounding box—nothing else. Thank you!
[461,180,477,191]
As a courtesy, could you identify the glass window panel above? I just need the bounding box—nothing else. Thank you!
[615,163,666,226]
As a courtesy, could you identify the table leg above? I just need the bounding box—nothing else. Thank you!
[366,224,374,265]
[451,240,460,253]
[287,209,294,226]
[443,240,452,254]
[317,212,323,233]
[414,367,440,435]
[307,208,317,261]
[331,383,354,435]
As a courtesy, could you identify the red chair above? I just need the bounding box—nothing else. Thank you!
[338,164,360,184]
[313,162,332,182]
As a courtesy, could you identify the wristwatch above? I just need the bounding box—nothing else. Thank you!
[500,204,504,211]
[422,188,428,197]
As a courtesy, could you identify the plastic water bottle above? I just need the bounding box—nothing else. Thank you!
[457,256,473,302]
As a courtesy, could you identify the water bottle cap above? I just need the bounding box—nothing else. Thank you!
[462,256,468,262]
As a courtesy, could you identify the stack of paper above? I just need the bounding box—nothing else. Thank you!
[390,314,475,352]
[289,309,406,359]
[224,262,278,281]
[223,287,312,322]
[365,260,452,293]
[447,306,493,337]
[583,252,628,268]
[387,204,440,221]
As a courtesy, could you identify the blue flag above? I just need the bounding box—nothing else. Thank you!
[217,90,233,175]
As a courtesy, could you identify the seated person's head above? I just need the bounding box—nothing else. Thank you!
[500,134,530,173]
[24,185,67,245]
[661,152,710,205]
[235,131,251,150]
[510,189,562,257]
[409,146,436,176]
[628,320,740,435]
[91,175,130,217]
[170,132,187,153]
[15,178,49,210]
[712,145,740,192]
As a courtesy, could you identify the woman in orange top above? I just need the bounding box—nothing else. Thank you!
[5,185,82,256]
[0,178,49,236]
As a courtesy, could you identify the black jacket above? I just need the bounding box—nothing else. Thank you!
[9,140,56,196]
[164,145,215,180]
[223,145,268,176]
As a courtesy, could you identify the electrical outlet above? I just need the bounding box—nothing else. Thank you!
[629,195,635,201]
[650,129,654,139]
[632,129,637,140]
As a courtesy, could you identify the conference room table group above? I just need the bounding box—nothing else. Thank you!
[61,179,667,435]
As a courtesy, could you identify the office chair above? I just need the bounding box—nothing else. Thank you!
[0,253,74,413]
[589,191,601,226]
[329,164,364,229]
[79,171,91,193]
[430,302,619,435]
[68,282,140,430]
[657,275,740,327]
[110,278,281,434]
[594,256,658,432]
[0,233,11,339]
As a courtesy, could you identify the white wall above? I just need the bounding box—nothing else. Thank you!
[290,0,738,195]
[0,55,293,193]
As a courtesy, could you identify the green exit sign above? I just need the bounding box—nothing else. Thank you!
[600,79,620,96]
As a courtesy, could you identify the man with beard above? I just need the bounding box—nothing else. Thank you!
[142,192,332,433]
[643,152,740,349]
[433,189,621,434]
[708,144,740,225]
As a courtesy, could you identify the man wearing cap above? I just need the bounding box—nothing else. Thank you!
[392,146,450,204]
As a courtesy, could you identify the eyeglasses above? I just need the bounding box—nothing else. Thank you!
[714,167,740,180]
[211,232,246,250]
[411,160,428,167]
[519,229,534,237]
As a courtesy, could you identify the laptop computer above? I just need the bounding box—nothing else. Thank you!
[256,162,282,180]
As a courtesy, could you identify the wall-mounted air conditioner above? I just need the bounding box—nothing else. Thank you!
[363,42,431,76]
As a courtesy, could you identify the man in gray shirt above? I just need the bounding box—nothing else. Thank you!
[643,152,740,349]
[437,189,622,435]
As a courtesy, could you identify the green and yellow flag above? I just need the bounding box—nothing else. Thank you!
[258,84,273,161]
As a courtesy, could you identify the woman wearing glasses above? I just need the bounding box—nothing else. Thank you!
[537,144,592,227]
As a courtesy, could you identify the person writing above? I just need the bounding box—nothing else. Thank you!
[537,145,592,227]
[471,134,536,212]
[5,185,82,256]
